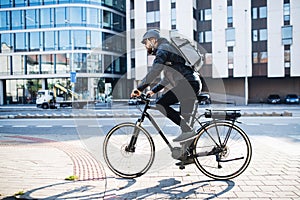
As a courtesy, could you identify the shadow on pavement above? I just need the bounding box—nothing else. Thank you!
[3,177,136,200]
[115,178,235,199]
[2,177,234,199]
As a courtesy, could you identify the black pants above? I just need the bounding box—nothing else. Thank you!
[156,79,201,132]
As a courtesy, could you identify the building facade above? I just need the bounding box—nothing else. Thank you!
[0,0,127,105]
[1,0,300,105]
[127,0,300,104]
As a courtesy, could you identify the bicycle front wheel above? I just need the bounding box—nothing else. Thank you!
[193,121,252,180]
[103,122,155,178]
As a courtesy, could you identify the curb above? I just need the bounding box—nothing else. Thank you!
[0,111,293,119]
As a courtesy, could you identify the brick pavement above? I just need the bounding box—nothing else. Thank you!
[0,134,299,199]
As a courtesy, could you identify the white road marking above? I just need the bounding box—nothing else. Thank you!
[36,125,53,128]
[62,125,78,128]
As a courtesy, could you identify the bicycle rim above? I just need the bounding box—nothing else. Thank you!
[193,121,252,180]
[103,123,155,178]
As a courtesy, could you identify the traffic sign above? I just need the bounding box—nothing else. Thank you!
[70,72,76,83]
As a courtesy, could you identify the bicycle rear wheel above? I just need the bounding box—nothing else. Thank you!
[193,121,252,180]
[103,122,155,178]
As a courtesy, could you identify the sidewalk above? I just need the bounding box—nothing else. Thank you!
[0,133,299,199]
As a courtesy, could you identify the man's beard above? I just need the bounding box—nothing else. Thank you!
[147,47,156,55]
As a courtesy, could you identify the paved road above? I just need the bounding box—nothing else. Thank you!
[0,117,300,199]
[0,105,300,199]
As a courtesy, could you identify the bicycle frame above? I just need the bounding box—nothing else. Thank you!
[127,100,175,152]
[126,95,242,159]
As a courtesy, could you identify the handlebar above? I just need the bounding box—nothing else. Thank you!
[131,93,151,103]
[139,93,151,102]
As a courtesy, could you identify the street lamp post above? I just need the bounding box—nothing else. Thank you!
[65,20,76,105]
[244,9,248,106]
[71,30,75,104]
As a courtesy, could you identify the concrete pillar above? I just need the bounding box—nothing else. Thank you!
[0,80,3,105]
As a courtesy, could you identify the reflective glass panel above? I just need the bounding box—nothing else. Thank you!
[0,11,9,30]
[29,32,39,51]
[12,10,23,29]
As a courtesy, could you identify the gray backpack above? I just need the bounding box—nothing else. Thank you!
[170,36,204,72]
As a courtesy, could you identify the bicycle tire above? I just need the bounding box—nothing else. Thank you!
[103,122,155,178]
[193,121,252,180]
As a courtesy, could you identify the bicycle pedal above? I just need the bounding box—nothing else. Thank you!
[175,158,194,166]
[179,165,185,170]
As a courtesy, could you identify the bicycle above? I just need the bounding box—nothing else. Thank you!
[103,93,252,180]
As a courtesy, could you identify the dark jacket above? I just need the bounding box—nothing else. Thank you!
[137,38,201,93]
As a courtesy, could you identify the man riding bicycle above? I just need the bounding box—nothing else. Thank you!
[131,29,202,142]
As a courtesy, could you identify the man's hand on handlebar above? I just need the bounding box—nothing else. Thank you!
[130,89,141,98]
[146,90,154,98]
[130,89,154,98]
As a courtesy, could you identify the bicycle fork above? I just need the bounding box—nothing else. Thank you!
[125,120,143,153]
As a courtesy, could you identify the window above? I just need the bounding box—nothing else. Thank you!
[199,31,212,43]
[0,11,9,30]
[103,10,112,28]
[204,9,212,21]
[252,30,258,42]
[253,52,258,63]
[58,30,69,50]
[171,5,176,30]
[1,33,12,48]
[55,7,66,27]
[29,32,39,51]
[199,9,212,21]
[147,11,160,23]
[259,29,267,41]
[26,9,39,29]
[15,32,27,51]
[74,30,87,49]
[259,6,267,18]
[199,32,203,43]
[252,7,257,19]
[226,28,235,46]
[87,8,99,27]
[41,8,51,28]
[253,51,268,63]
[283,3,290,25]
[70,7,82,25]
[29,0,41,6]
[205,31,212,42]
[44,31,55,50]
[15,0,26,7]
[252,29,267,41]
[252,6,267,19]
[12,10,24,29]
[228,47,233,69]
[0,0,11,7]
[284,45,290,68]
[227,6,233,26]
[282,26,292,45]
[91,31,101,49]
[259,52,268,63]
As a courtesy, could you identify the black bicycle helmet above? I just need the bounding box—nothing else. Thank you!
[141,29,160,44]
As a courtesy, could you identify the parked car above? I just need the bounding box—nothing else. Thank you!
[128,98,144,105]
[267,94,281,104]
[284,94,299,104]
[197,92,211,105]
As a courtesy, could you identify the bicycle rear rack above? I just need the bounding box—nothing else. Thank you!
[204,109,241,121]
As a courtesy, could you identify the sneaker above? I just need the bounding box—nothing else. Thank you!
[173,131,197,142]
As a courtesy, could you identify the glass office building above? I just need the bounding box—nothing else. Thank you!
[0,0,126,104]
